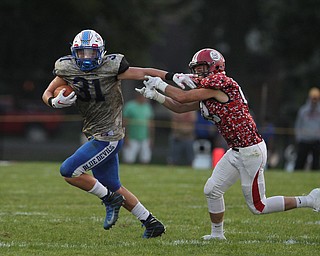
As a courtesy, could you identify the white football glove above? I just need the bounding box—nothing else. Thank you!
[144,75,168,92]
[173,73,197,89]
[135,87,147,96]
[50,89,77,108]
[135,87,165,104]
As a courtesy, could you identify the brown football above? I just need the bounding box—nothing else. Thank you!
[53,85,74,97]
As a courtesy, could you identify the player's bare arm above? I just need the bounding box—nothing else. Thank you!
[42,76,76,109]
[160,86,228,112]
[42,76,68,106]
[117,67,168,81]
[143,76,228,104]
[162,97,199,113]
[164,86,228,104]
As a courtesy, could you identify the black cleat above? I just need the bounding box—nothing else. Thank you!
[141,214,166,238]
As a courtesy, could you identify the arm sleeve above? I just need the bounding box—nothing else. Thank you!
[118,57,130,75]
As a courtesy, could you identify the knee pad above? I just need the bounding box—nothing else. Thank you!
[204,177,223,199]
[60,160,74,178]
[204,177,225,213]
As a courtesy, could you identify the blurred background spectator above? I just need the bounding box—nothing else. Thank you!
[194,111,217,151]
[294,87,320,171]
[260,116,279,169]
[167,111,196,166]
[122,94,154,164]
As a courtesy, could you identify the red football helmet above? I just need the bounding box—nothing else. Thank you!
[189,48,225,76]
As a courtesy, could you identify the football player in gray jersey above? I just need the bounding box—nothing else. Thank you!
[42,29,196,238]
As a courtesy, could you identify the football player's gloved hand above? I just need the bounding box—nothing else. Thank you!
[135,87,147,96]
[135,87,165,104]
[144,75,168,92]
[173,73,197,89]
[50,89,77,108]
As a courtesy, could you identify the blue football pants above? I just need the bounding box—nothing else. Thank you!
[60,138,124,192]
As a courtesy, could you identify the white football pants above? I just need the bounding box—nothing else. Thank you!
[204,140,285,215]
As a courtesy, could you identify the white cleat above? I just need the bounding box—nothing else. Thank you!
[308,188,320,212]
[202,234,226,240]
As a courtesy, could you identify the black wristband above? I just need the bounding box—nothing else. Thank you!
[165,72,174,81]
[48,97,54,108]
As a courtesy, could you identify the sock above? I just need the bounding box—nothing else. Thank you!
[295,195,311,208]
[131,202,150,222]
[87,180,109,198]
[263,196,285,213]
[211,221,224,236]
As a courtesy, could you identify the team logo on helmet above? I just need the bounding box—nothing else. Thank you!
[210,50,220,62]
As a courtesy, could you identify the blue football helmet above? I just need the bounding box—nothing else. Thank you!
[71,29,105,71]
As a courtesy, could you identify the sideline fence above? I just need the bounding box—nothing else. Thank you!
[0,114,298,168]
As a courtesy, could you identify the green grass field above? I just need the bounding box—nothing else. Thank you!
[0,162,320,256]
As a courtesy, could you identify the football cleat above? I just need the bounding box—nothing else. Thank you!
[202,234,226,240]
[141,214,166,238]
[308,188,320,212]
[101,192,124,230]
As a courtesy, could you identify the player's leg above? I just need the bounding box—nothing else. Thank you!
[203,149,240,240]
[239,141,289,214]
[60,138,122,190]
[60,138,125,229]
[240,141,320,214]
[115,185,166,238]
[60,138,120,192]
[92,142,165,237]
[91,153,125,230]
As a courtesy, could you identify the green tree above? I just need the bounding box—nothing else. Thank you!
[0,0,172,97]
[260,0,320,123]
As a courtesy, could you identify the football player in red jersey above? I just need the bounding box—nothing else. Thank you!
[136,48,320,240]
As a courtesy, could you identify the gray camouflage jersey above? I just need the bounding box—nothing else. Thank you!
[54,54,129,142]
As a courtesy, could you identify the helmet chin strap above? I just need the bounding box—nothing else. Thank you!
[76,58,99,71]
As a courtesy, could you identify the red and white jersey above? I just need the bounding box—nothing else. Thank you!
[198,72,262,148]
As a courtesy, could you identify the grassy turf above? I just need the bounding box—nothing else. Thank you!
[0,162,320,255]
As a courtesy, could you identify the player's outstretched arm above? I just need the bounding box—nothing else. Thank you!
[135,85,199,113]
[143,76,220,104]
[118,67,196,89]
[117,67,168,81]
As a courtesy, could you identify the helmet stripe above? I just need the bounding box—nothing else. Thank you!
[81,30,92,46]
